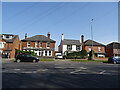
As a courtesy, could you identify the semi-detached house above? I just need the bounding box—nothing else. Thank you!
[20,32,56,57]
[0,34,20,58]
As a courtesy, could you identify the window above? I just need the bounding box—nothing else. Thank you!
[0,42,4,48]
[98,47,102,51]
[45,51,47,56]
[67,45,72,50]
[47,42,50,47]
[76,45,80,50]
[6,35,9,38]
[35,41,38,47]
[40,42,42,47]
[88,46,91,51]
[27,42,30,47]
[49,51,51,56]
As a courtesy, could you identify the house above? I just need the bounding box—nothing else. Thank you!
[20,32,56,57]
[83,38,106,57]
[106,42,120,57]
[0,34,20,58]
[58,34,81,55]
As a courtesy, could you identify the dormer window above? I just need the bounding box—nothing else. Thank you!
[6,35,10,38]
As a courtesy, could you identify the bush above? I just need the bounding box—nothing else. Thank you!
[63,50,87,59]
[16,50,37,56]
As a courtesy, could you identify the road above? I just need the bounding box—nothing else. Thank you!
[2,60,120,88]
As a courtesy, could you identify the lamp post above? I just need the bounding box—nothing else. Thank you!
[91,19,94,60]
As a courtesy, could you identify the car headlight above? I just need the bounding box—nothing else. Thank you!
[36,58,39,59]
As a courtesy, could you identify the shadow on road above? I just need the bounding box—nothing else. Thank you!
[2,73,120,88]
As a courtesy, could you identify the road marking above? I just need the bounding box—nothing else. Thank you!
[80,67,87,70]
[99,70,106,74]
[14,69,21,71]
[70,70,82,74]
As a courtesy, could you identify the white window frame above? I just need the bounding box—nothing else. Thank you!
[76,45,80,50]
[35,41,38,48]
[88,46,92,51]
[0,42,5,48]
[98,47,102,52]
[67,45,72,50]
[27,41,30,47]
[47,42,50,48]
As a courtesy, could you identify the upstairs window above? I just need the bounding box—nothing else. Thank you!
[0,42,4,48]
[98,47,102,52]
[47,42,50,47]
[6,35,9,39]
[76,45,80,50]
[27,42,30,47]
[35,41,38,48]
[40,42,42,47]
[88,46,92,51]
[67,45,72,50]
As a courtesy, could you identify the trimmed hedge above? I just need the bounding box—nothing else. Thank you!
[16,50,37,56]
[64,50,88,59]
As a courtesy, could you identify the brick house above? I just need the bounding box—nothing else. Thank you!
[58,34,81,55]
[83,39,106,57]
[20,32,56,57]
[106,42,120,57]
[0,34,20,58]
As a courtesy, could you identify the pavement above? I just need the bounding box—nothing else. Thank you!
[2,59,120,88]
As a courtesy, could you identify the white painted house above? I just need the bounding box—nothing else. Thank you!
[58,34,82,55]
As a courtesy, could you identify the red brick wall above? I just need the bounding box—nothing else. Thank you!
[85,46,105,53]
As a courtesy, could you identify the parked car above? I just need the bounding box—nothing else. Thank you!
[15,54,39,62]
[55,55,63,59]
[108,56,120,64]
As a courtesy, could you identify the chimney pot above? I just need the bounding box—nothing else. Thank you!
[47,32,50,39]
[25,33,27,39]
[61,33,64,40]
[81,35,84,50]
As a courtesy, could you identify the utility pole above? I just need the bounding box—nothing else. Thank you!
[91,19,94,60]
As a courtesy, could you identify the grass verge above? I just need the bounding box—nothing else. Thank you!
[40,59,54,61]
[71,60,108,63]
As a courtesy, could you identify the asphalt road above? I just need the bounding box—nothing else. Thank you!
[2,60,120,88]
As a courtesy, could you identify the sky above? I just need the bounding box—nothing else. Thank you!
[2,2,118,50]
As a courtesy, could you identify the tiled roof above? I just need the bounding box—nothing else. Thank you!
[106,42,120,49]
[61,39,81,45]
[21,35,56,42]
[84,39,105,46]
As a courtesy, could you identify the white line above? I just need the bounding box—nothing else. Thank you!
[99,70,106,74]
[70,70,82,74]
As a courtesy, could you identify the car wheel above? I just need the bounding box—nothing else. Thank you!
[113,61,117,64]
[17,59,20,63]
[33,59,36,63]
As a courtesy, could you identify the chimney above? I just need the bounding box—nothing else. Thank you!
[81,35,85,50]
[25,33,27,39]
[61,33,64,40]
[47,32,50,39]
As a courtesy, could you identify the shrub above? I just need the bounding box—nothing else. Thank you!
[16,50,37,56]
[63,50,87,59]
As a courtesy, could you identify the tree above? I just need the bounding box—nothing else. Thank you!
[88,50,94,60]
[80,50,87,59]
